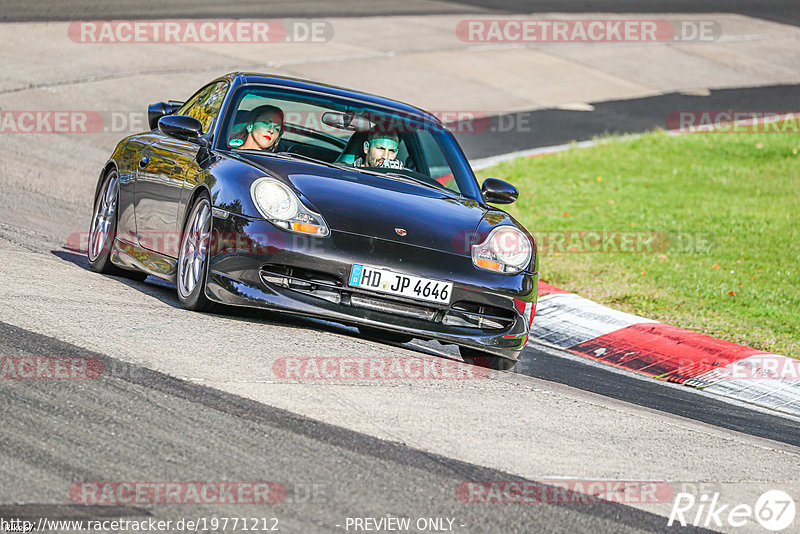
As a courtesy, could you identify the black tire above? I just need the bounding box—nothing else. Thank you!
[88,169,148,282]
[176,194,216,312]
[358,326,414,344]
[459,346,517,371]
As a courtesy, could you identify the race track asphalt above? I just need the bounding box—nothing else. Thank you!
[1,2,799,532]
[1,321,714,534]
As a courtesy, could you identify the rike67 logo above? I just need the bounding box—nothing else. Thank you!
[669,489,796,531]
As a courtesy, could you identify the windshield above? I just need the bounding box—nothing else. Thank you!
[215,85,481,200]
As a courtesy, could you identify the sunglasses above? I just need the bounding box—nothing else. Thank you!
[252,121,282,133]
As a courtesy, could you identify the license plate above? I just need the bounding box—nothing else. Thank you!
[348,264,453,304]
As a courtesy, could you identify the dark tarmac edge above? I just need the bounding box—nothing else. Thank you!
[515,344,800,448]
[454,84,800,160]
[0,319,712,533]
[2,0,799,27]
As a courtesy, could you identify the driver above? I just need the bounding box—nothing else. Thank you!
[230,105,284,152]
[354,130,403,169]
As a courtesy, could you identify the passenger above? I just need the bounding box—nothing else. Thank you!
[230,105,284,152]
[354,130,403,169]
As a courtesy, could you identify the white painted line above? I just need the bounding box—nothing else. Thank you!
[554,103,595,112]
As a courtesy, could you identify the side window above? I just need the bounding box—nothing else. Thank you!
[177,82,228,135]
[416,130,460,193]
[396,137,410,168]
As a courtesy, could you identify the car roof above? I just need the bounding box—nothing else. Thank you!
[211,72,442,125]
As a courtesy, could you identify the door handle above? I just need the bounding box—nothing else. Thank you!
[139,156,149,169]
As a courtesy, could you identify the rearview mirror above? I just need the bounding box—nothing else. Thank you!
[158,115,203,141]
[321,111,373,132]
[148,100,184,130]
[481,178,518,205]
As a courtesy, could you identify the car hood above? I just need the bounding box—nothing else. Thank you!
[239,154,486,255]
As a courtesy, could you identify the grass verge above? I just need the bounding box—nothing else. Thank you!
[481,130,800,357]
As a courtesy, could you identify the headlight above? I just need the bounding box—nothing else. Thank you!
[471,226,533,274]
[252,180,298,220]
[250,177,329,237]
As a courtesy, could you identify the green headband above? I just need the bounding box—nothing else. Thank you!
[369,138,398,150]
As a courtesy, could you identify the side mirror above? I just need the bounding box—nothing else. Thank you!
[481,178,518,205]
[158,115,203,141]
[148,101,184,130]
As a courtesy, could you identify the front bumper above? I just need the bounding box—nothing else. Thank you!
[205,215,538,360]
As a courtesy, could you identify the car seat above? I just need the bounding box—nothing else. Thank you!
[335,131,369,166]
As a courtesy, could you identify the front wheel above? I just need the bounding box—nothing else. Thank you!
[177,194,215,312]
[459,346,517,371]
[88,170,147,281]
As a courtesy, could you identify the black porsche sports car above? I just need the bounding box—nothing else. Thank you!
[88,72,538,370]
